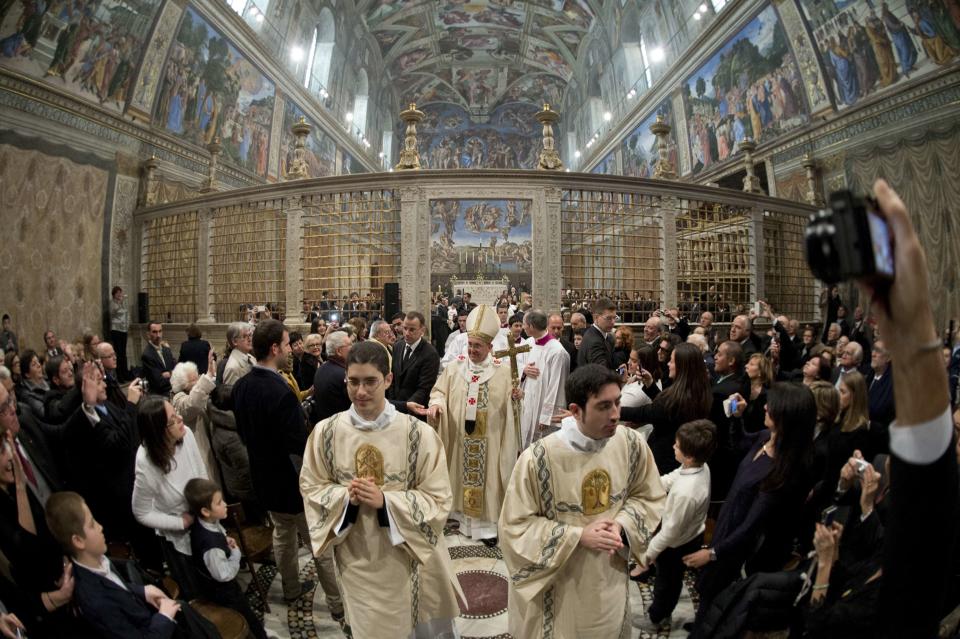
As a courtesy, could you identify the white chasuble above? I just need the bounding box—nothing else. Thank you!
[499,425,666,639]
[429,355,518,535]
[519,336,570,449]
[300,410,462,638]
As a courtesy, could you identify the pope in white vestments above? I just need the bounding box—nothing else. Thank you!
[426,305,519,541]
[440,326,508,369]
[518,310,570,449]
[499,364,666,639]
[300,342,463,638]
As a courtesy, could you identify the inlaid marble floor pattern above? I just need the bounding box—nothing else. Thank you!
[234,527,698,638]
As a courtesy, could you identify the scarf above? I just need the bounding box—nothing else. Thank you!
[559,415,610,453]
[348,402,397,431]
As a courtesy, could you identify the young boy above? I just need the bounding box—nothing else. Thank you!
[632,419,716,632]
[44,491,183,638]
[184,478,269,639]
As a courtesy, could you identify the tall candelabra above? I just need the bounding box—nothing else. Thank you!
[536,104,563,171]
[284,117,312,180]
[395,103,425,170]
[649,113,677,180]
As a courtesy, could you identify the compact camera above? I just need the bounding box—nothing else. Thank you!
[805,191,895,285]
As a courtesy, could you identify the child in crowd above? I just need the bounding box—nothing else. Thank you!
[44,491,208,638]
[184,478,269,639]
[632,419,716,632]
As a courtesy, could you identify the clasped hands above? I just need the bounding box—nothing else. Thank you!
[579,519,623,555]
[143,584,181,620]
[349,477,384,509]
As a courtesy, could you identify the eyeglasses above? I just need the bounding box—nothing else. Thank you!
[345,377,384,392]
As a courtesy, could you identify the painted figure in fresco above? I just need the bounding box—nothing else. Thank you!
[908,0,959,65]
[827,34,860,106]
[882,2,919,76]
[865,8,900,87]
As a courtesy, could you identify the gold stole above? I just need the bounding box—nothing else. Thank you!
[462,383,489,517]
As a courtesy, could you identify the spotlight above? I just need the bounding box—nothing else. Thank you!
[574,150,581,158]
[290,46,304,62]
[693,12,701,20]
[345,112,353,122]
[699,3,708,12]
[650,47,665,63]
[603,111,612,121]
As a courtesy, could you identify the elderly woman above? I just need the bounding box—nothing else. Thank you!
[298,333,323,391]
[17,350,48,417]
[170,349,217,479]
[612,325,634,370]
[218,322,254,385]
[132,395,208,600]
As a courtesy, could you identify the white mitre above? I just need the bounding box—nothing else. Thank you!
[466,304,500,345]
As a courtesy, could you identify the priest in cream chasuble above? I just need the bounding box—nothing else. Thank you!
[300,342,463,639]
[427,304,519,541]
[499,364,666,639]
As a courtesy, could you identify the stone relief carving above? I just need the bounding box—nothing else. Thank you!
[110,176,139,296]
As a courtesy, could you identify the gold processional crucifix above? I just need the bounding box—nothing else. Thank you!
[494,333,530,452]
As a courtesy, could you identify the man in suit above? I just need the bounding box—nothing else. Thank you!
[390,311,440,407]
[729,314,759,358]
[709,340,749,499]
[42,355,82,424]
[43,329,63,360]
[831,341,869,385]
[548,313,578,373]
[868,339,895,428]
[232,320,343,614]
[577,298,617,369]
[95,342,129,410]
[0,382,63,505]
[140,321,175,396]
[311,329,354,424]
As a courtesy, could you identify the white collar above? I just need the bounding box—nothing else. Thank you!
[559,416,610,453]
[403,338,422,352]
[678,465,705,475]
[348,401,397,431]
[199,518,226,534]
[75,555,120,581]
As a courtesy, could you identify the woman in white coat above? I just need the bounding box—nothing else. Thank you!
[132,395,208,598]
[170,350,218,479]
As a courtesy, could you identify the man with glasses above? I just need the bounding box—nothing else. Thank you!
[232,320,343,618]
[0,380,62,505]
[578,297,618,369]
[96,342,135,409]
[223,322,255,385]
[832,341,866,386]
[868,339,895,428]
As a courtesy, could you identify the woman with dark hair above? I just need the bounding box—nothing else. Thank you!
[177,323,212,375]
[620,345,661,437]
[132,395,208,599]
[17,350,48,417]
[3,351,20,388]
[620,343,713,473]
[685,382,815,631]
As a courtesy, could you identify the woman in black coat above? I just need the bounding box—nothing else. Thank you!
[178,323,212,375]
[619,343,713,473]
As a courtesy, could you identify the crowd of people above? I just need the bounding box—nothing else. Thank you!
[0,180,957,638]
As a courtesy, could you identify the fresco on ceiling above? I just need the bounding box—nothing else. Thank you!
[437,1,525,30]
[453,67,504,106]
[394,47,430,73]
[529,44,573,76]
[411,79,465,106]
[366,0,406,24]
[430,198,533,292]
[798,0,959,109]
[280,101,336,178]
[591,151,617,175]
[682,4,808,174]
[413,102,541,169]
[373,29,404,52]
[503,73,565,106]
[0,0,161,112]
[621,100,677,178]
[153,6,275,176]
[439,27,521,63]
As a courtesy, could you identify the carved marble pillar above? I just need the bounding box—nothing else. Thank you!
[660,197,678,308]
[649,113,677,180]
[196,208,215,323]
[284,196,304,326]
[395,104,424,171]
[802,153,824,206]
[739,138,764,194]
[139,156,159,207]
[398,186,430,326]
[750,206,765,304]
[533,187,563,310]
[284,117,312,180]
[200,138,221,193]
[127,1,182,122]
[536,104,563,171]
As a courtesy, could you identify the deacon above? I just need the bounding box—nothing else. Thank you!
[499,364,666,638]
[519,309,570,448]
[424,304,519,544]
[300,342,462,638]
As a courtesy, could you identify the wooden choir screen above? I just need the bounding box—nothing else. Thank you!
[140,212,199,323]
[762,210,815,318]
[301,190,401,318]
[209,202,287,322]
[674,201,753,322]
[561,190,663,323]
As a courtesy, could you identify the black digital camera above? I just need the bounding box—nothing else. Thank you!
[804,190,895,284]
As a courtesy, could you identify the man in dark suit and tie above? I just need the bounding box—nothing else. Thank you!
[577,297,617,369]
[232,320,343,613]
[868,339,895,428]
[390,311,440,407]
[140,321,175,396]
[0,382,63,505]
[709,340,750,499]
[43,329,63,360]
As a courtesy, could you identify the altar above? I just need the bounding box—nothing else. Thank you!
[448,275,510,306]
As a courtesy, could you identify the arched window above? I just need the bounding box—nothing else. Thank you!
[305,7,335,92]
[353,69,369,137]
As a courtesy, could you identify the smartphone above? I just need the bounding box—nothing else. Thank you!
[753,300,761,316]
[821,505,838,526]
[617,365,627,376]
[854,458,870,475]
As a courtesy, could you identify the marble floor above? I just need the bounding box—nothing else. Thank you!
[234,525,700,638]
